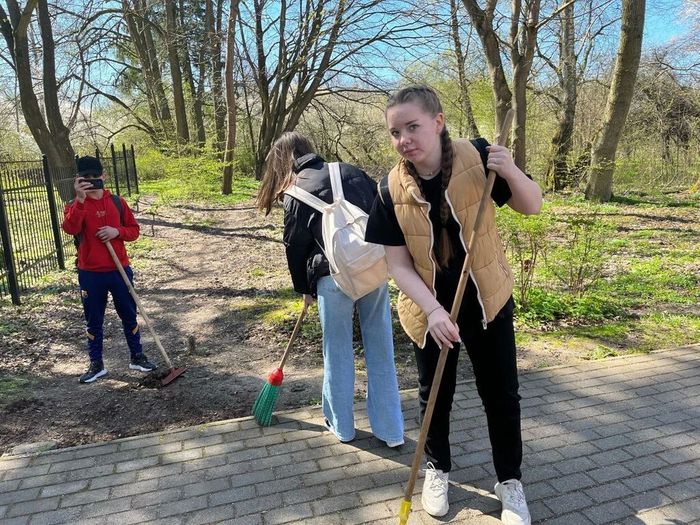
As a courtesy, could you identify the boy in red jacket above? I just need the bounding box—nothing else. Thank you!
[62,156,156,383]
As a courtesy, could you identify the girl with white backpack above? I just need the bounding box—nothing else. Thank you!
[256,131,404,447]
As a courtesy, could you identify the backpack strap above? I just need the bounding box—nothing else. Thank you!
[111,194,124,225]
[328,162,344,201]
[284,185,329,213]
[378,176,392,207]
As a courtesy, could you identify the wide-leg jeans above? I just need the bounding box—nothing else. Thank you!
[317,276,404,443]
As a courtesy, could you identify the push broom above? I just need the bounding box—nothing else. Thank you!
[105,240,186,386]
[252,302,309,426]
[398,109,514,524]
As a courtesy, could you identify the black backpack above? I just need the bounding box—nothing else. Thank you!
[72,194,124,251]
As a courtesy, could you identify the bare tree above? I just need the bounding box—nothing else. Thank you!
[585,0,645,201]
[238,0,427,179]
[0,0,75,196]
[221,0,240,194]
[207,0,226,156]
[121,0,175,141]
[461,0,512,136]
[179,0,206,148]
[509,0,541,170]
[449,0,479,138]
[461,0,541,171]
[540,0,618,191]
[164,0,190,143]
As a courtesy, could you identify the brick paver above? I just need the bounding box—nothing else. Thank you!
[0,346,698,524]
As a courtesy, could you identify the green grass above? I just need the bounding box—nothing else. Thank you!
[0,375,33,408]
[603,257,700,307]
[508,190,699,360]
[137,151,258,205]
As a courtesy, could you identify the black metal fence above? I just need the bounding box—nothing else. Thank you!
[0,144,139,305]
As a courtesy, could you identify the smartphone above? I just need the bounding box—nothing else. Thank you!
[81,178,104,190]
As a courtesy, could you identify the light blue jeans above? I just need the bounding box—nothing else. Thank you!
[316,276,404,443]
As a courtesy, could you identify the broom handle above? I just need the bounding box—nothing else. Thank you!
[104,240,174,369]
[402,109,514,504]
[278,303,309,370]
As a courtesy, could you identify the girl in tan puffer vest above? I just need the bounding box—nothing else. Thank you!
[366,85,542,525]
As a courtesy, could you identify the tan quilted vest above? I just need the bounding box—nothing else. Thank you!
[387,138,514,347]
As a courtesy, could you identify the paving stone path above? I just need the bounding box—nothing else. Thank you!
[1,346,698,525]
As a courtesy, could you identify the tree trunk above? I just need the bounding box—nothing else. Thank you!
[222,0,241,194]
[462,0,512,136]
[179,0,206,149]
[450,0,480,138]
[545,1,576,191]
[37,1,72,160]
[1,0,75,201]
[123,0,174,142]
[509,0,540,172]
[164,0,190,144]
[585,0,645,202]
[208,0,226,157]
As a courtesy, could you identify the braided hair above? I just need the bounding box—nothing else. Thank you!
[387,86,455,268]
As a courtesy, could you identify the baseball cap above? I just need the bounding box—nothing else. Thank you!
[77,156,103,177]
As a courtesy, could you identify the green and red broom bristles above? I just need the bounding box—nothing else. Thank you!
[252,304,308,426]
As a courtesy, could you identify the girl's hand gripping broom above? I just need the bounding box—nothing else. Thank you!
[398,109,514,524]
[252,303,309,426]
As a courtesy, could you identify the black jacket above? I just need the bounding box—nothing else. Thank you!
[283,153,378,295]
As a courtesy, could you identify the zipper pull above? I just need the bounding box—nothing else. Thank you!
[481,319,487,330]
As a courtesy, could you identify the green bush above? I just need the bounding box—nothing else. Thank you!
[497,205,552,308]
[517,288,625,326]
[545,208,613,296]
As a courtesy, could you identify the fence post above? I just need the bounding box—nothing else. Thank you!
[130,145,140,193]
[122,143,132,196]
[0,186,21,305]
[110,143,121,196]
[43,155,65,270]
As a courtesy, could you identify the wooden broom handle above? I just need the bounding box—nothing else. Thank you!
[104,240,174,369]
[402,109,515,504]
[278,302,309,370]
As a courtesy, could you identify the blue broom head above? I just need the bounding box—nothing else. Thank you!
[252,381,280,426]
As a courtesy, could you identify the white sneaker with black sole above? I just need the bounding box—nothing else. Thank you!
[80,361,107,383]
[495,479,531,525]
[422,462,449,517]
[129,353,157,372]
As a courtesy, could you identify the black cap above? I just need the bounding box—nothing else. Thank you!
[77,156,103,177]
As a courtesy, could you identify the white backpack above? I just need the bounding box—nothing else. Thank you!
[284,162,388,301]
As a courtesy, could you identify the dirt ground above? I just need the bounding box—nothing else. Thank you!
[0,197,580,454]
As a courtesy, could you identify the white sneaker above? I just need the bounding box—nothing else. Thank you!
[421,462,449,517]
[494,479,531,525]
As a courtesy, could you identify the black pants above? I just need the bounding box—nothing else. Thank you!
[413,299,522,481]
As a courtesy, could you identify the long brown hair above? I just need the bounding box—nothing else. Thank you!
[386,85,455,268]
[256,131,315,215]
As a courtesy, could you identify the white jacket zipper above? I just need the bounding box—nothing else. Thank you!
[445,192,488,330]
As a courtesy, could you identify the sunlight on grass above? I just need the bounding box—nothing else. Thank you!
[631,313,700,352]
[137,151,259,205]
[0,375,33,408]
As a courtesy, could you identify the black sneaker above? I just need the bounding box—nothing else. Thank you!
[80,360,107,383]
[129,353,157,372]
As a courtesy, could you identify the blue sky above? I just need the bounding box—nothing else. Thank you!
[643,1,688,47]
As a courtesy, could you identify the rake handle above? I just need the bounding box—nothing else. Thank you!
[104,240,173,369]
[401,109,515,512]
[278,302,309,370]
